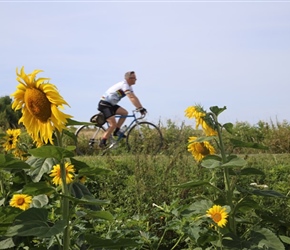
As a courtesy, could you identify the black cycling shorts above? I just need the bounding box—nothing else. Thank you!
[98,100,120,119]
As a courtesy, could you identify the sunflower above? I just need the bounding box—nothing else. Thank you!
[206,205,228,228]
[185,106,205,129]
[50,162,75,186]
[188,136,216,162]
[11,67,73,146]
[185,106,217,136]
[12,147,28,161]
[9,194,32,211]
[2,128,21,151]
[79,176,86,184]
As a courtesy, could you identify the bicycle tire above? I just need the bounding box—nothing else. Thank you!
[126,121,163,155]
[75,125,106,155]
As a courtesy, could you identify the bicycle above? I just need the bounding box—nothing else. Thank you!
[75,109,163,155]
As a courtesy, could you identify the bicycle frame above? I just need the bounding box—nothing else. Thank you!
[75,109,163,155]
[104,111,144,140]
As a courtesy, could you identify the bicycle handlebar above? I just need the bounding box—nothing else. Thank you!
[133,108,146,119]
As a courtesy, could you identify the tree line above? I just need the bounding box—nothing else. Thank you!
[0,95,22,130]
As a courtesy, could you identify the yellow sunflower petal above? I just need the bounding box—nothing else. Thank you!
[206,205,228,228]
[50,162,75,186]
[11,67,73,146]
[10,194,32,211]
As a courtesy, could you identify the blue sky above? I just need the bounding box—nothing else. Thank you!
[1,1,290,127]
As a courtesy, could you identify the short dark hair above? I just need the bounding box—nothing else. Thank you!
[124,71,135,79]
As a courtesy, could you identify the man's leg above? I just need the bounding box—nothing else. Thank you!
[115,107,128,130]
[98,102,117,147]
[104,116,117,138]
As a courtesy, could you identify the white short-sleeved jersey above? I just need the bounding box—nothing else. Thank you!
[101,80,133,105]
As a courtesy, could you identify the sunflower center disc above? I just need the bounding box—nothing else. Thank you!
[195,143,210,155]
[212,213,222,223]
[25,88,52,122]
[17,198,25,205]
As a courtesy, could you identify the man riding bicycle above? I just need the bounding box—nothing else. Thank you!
[98,71,147,148]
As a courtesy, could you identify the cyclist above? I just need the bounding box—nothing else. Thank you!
[98,71,147,148]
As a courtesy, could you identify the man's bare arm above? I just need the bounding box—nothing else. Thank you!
[127,92,143,109]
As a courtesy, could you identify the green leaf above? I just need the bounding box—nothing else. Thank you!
[31,194,49,208]
[186,200,213,214]
[173,181,222,193]
[209,106,227,116]
[62,129,77,145]
[78,167,111,176]
[235,198,260,213]
[0,154,31,169]
[173,180,211,188]
[85,235,139,248]
[252,189,287,198]
[257,210,288,226]
[188,136,216,143]
[222,233,250,249]
[85,210,114,221]
[0,238,15,249]
[0,207,21,235]
[221,157,246,168]
[279,235,290,245]
[22,182,55,196]
[239,167,265,176]
[60,193,110,206]
[5,208,66,238]
[26,156,58,182]
[230,138,269,150]
[223,122,234,134]
[70,182,94,199]
[69,158,111,176]
[66,118,93,126]
[29,145,74,161]
[201,158,221,169]
[250,228,285,250]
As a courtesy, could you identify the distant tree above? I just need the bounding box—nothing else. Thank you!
[0,95,22,130]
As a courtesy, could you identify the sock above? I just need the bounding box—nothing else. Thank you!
[113,127,120,135]
[100,138,107,145]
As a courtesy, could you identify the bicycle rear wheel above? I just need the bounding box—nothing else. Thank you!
[126,121,163,155]
[75,125,106,155]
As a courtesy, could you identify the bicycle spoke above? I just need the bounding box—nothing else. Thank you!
[126,122,163,155]
[75,125,105,155]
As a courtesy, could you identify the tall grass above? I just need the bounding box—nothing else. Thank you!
[72,118,290,249]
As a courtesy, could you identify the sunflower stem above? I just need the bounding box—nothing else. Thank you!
[56,129,70,249]
[211,112,235,234]
[60,160,70,249]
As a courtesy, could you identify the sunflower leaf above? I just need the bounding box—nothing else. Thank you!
[209,106,227,116]
[28,145,74,161]
[0,154,30,169]
[26,156,58,182]
[66,118,94,126]
[220,157,247,168]
[230,139,269,150]
[22,182,55,196]
[5,208,66,238]
[249,227,285,250]
[84,210,114,221]
[59,193,110,206]
[223,122,234,134]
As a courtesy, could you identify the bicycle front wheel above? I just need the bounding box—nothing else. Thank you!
[126,121,163,155]
[75,125,106,155]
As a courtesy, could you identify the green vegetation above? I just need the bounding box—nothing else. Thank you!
[0,96,22,130]
[1,98,290,249]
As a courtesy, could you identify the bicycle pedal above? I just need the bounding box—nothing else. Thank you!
[108,142,118,149]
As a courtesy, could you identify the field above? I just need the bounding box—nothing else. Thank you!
[73,152,290,249]
[68,118,290,249]
[1,117,290,249]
